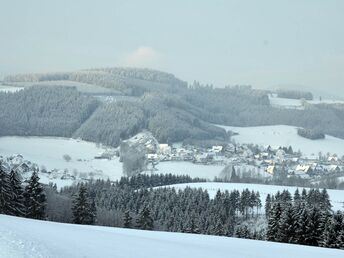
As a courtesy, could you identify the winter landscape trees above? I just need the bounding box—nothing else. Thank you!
[1,163,344,250]
[0,165,46,219]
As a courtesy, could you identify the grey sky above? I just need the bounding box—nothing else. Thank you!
[1,0,343,96]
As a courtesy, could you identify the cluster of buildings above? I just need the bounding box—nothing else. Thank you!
[145,142,344,179]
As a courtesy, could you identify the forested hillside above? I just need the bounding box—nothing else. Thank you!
[3,67,344,144]
[0,87,99,137]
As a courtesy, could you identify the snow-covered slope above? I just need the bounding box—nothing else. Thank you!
[152,161,225,180]
[216,124,344,157]
[163,182,344,211]
[0,215,343,258]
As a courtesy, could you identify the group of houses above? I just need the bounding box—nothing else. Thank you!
[144,141,344,179]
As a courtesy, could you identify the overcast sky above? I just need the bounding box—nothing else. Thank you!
[1,0,343,96]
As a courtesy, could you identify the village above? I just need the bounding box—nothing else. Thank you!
[145,140,344,180]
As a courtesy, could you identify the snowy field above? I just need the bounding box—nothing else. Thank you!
[151,161,225,180]
[3,80,119,94]
[1,215,343,258]
[164,182,344,211]
[216,124,344,157]
[269,95,344,109]
[0,85,24,93]
[0,136,123,186]
[269,95,305,109]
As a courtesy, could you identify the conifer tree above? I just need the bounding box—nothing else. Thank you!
[123,210,132,228]
[24,171,46,219]
[295,205,309,245]
[72,185,93,224]
[320,217,337,248]
[89,198,97,225]
[0,165,11,214]
[8,170,25,217]
[278,206,296,243]
[267,203,282,242]
[294,189,301,205]
[337,229,344,249]
[265,194,272,217]
[136,206,154,230]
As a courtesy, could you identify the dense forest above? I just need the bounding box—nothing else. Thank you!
[0,86,99,137]
[2,68,344,146]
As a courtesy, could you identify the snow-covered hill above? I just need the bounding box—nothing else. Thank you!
[163,182,344,211]
[216,124,344,157]
[0,215,343,258]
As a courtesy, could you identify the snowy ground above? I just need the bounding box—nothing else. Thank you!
[150,161,225,180]
[1,215,343,258]
[216,124,344,157]
[268,94,344,109]
[164,182,344,211]
[0,85,24,93]
[0,136,123,187]
[3,80,120,94]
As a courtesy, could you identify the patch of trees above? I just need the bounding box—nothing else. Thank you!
[265,188,344,249]
[117,173,206,189]
[0,86,99,137]
[276,89,313,100]
[297,128,325,140]
[0,167,46,220]
[58,180,262,236]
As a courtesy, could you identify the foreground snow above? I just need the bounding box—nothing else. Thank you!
[164,182,344,211]
[216,124,344,157]
[0,215,343,258]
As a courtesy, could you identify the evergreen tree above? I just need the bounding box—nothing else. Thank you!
[184,215,199,234]
[123,210,133,228]
[8,170,25,217]
[136,206,154,230]
[0,165,11,214]
[72,185,93,224]
[24,171,46,219]
[320,189,332,213]
[211,216,224,236]
[320,217,337,248]
[89,198,97,225]
[278,206,296,243]
[294,205,308,245]
[337,229,344,249]
[265,194,272,217]
[267,203,282,242]
[304,207,322,246]
[293,189,301,205]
